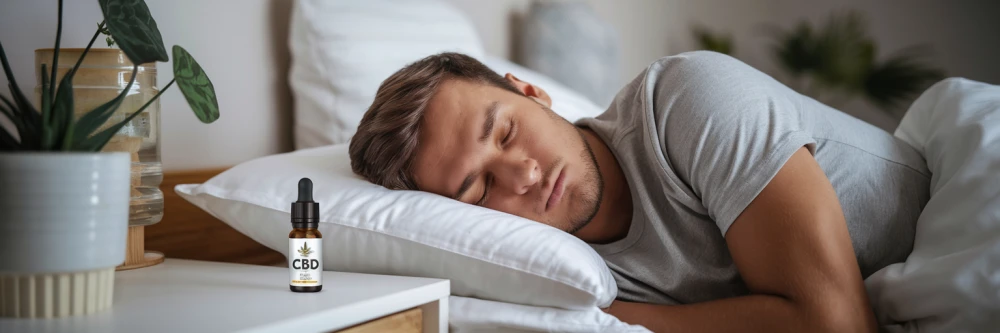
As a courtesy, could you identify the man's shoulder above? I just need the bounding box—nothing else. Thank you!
[643,51,796,125]
[578,50,787,153]
[647,51,748,81]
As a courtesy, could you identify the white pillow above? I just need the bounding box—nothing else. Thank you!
[175,144,617,309]
[288,0,485,148]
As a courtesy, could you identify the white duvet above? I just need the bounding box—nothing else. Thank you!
[866,78,1000,332]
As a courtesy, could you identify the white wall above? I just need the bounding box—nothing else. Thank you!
[445,0,1000,130]
[0,0,293,171]
[443,0,675,89]
[667,0,1000,129]
[4,0,997,170]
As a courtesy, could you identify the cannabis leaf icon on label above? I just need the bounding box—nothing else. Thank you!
[297,242,313,257]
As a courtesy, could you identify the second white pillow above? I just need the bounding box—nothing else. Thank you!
[288,0,486,148]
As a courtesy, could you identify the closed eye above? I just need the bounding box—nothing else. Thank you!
[476,175,492,206]
[501,119,516,146]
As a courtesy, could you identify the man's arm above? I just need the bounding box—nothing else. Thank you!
[605,148,878,332]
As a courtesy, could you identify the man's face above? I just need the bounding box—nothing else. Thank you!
[412,76,603,233]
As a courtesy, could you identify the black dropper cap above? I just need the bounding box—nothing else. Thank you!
[291,178,319,229]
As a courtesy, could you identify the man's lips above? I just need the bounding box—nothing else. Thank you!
[545,168,566,212]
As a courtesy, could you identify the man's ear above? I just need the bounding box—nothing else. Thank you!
[505,73,552,108]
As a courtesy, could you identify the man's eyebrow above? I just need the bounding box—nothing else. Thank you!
[453,171,479,200]
[478,101,500,143]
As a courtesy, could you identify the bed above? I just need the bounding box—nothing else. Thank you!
[152,1,1000,332]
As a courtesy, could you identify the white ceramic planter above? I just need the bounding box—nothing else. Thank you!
[0,152,130,318]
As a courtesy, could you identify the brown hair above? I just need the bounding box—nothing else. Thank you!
[349,52,521,190]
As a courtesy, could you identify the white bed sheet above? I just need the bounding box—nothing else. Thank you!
[449,296,649,333]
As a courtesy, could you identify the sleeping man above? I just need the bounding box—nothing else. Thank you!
[348,51,930,332]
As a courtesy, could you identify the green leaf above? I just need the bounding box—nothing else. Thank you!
[0,42,27,113]
[76,77,171,151]
[0,93,26,138]
[98,0,168,64]
[0,99,15,122]
[692,26,733,55]
[0,93,17,115]
[1,41,42,149]
[0,91,27,144]
[770,22,820,76]
[0,101,22,148]
[1,45,36,115]
[172,46,220,123]
[40,64,51,118]
[71,64,138,145]
[6,85,42,150]
[811,10,874,90]
[76,113,126,151]
[40,64,52,148]
[0,124,19,151]
[75,110,135,152]
[51,70,78,150]
[48,0,64,105]
[41,70,76,150]
[865,47,944,114]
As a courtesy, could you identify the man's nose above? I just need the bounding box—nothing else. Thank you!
[495,156,541,195]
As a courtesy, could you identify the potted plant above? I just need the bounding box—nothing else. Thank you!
[691,10,944,119]
[767,10,944,117]
[0,0,219,318]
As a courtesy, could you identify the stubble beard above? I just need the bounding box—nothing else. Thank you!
[564,126,604,235]
[536,105,603,235]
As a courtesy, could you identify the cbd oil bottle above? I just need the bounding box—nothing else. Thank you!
[289,178,322,292]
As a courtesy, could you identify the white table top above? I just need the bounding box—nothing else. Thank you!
[0,259,450,333]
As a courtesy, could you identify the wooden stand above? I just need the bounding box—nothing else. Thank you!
[104,137,163,271]
[116,226,165,271]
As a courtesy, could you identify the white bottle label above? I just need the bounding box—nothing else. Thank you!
[289,238,322,287]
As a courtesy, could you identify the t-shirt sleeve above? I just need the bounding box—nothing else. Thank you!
[647,51,817,236]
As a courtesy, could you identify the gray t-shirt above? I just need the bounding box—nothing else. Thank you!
[575,51,930,305]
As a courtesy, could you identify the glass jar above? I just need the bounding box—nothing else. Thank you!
[35,48,163,227]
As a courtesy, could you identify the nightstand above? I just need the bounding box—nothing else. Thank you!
[0,259,450,332]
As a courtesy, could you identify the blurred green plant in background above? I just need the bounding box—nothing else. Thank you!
[694,10,945,118]
[692,25,733,56]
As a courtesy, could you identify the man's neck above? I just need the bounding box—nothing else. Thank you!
[575,127,633,244]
